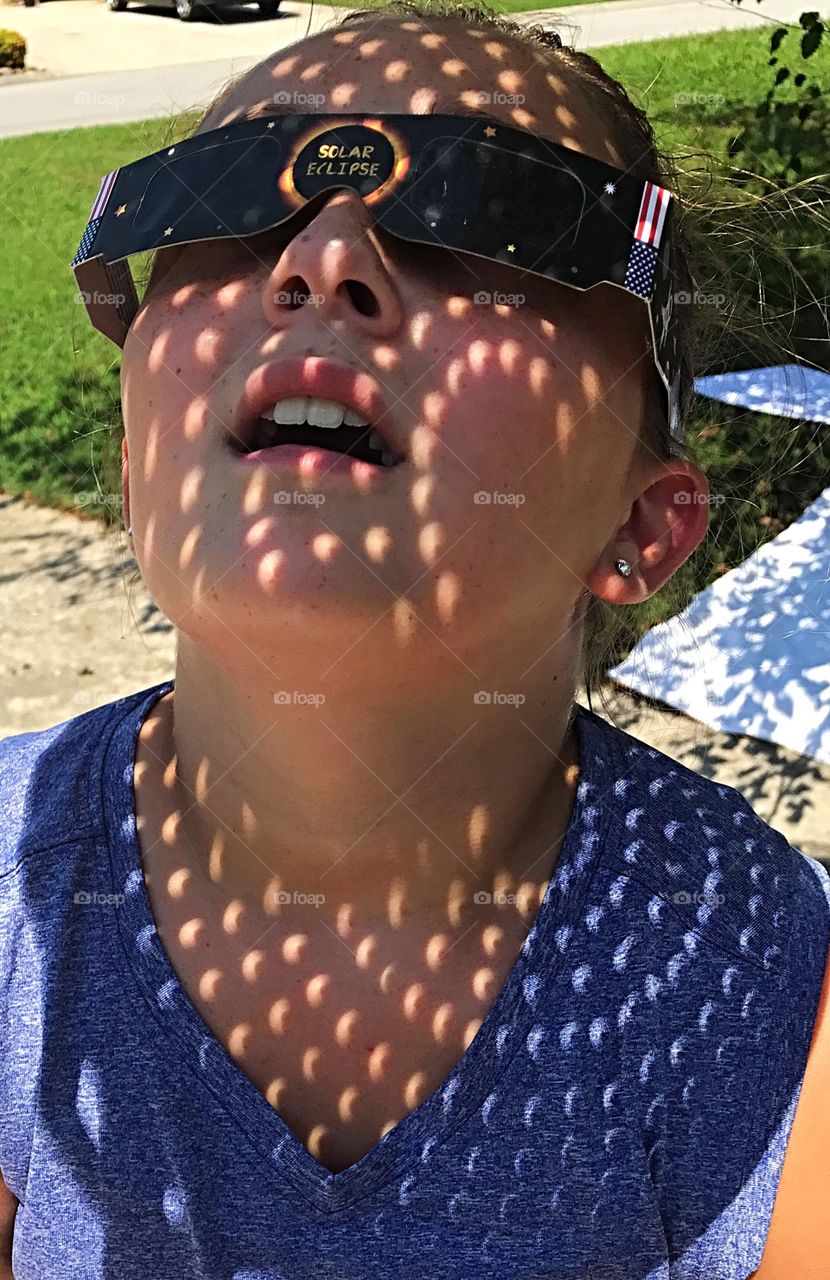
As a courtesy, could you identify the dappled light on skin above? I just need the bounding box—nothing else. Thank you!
[132,690,577,1174]
[119,15,709,1181]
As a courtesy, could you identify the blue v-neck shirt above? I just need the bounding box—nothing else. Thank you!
[1,679,828,1279]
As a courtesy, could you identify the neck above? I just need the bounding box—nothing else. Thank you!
[141,631,583,927]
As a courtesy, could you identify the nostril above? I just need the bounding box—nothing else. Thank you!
[275,275,310,311]
[342,279,380,319]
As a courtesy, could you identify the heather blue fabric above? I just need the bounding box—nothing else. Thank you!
[1,678,829,1280]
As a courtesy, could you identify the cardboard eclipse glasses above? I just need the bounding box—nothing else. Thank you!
[71,112,684,445]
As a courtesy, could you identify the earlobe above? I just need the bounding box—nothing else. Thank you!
[584,464,710,607]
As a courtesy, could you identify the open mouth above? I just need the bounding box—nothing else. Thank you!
[231,396,402,468]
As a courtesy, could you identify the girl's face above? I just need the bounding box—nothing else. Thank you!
[120,20,662,680]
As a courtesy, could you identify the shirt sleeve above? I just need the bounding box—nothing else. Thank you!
[672,851,830,1280]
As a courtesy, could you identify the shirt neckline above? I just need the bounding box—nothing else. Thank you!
[102,678,612,1216]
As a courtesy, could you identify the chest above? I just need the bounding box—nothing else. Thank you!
[141,876,532,1174]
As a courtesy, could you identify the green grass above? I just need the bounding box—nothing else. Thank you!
[314,0,617,7]
[493,0,620,9]
[1,24,828,656]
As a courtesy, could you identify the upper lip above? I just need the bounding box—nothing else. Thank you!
[230,356,406,459]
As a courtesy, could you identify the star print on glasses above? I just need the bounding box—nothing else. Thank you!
[70,112,684,444]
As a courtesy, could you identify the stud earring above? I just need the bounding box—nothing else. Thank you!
[615,558,632,577]
[126,525,133,538]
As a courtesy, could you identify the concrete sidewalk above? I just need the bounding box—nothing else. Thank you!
[1,0,828,137]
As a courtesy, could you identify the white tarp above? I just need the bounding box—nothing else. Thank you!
[693,364,830,424]
[608,486,830,765]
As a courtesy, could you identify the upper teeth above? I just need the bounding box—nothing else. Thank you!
[263,397,369,429]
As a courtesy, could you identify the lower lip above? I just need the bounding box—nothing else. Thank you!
[233,442,401,479]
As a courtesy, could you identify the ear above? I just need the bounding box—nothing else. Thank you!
[121,435,130,532]
[585,461,710,605]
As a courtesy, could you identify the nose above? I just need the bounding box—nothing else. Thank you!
[263,188,403,338]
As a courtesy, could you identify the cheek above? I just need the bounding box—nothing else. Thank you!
[418,318,608,495]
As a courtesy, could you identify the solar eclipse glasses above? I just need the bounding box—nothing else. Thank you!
[71,112,684,445]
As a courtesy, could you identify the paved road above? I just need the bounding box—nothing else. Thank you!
[0,0,827,137]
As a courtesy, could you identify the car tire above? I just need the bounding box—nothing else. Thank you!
[258,0,280,15]
[107,0,129,9]
[176,0,196,17]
